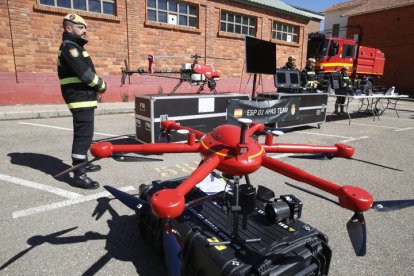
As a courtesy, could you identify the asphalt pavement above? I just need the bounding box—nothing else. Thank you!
[0,98,413,275]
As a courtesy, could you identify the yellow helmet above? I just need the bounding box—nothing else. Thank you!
[63,14,87,27]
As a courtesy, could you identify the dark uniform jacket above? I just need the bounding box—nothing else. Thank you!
[301,66,317,88]
[58,32,106,111]
[341,72,352,87]
[281,62,298,71]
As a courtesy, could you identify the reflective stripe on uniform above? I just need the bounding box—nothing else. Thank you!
[307,71,316,75]
[66,100,98,109]
[307,81,318,88]
[72,153,87,160]
[60,77,82,85]
[88,75,99,87]
[82,51,89,57]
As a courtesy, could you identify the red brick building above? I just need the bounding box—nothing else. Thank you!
[324,0,414,97]
[344,0,414,96]
[1,0,322,105]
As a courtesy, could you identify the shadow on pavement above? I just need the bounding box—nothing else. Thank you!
[0,197,166,275]
[7,152,72,184]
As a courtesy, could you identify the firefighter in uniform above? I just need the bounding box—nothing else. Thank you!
[58,14,106,189]
[334,66,352,114]
[281,55,299,71]
[301,58,318,91]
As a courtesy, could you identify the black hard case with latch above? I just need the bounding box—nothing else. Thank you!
[138,177,332,276]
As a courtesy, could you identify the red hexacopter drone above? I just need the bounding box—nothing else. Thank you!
[91,119,372,219]
[88,119,377,256]
[55,118,414,274]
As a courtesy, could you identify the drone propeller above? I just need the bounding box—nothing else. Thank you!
[371,199,414,212]
[346,212,367,256]
[104,185,151,213]
[54,157,99,178]
[112,154,163,162]
[193,54,232,60]
[285,182,414,256]
[285,182,367,256]
[149,55,189,59]
[288,153,335,160]
[54,154,163,177]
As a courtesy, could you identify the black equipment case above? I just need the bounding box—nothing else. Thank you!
[135,93,249,143]
[138,177,332,276]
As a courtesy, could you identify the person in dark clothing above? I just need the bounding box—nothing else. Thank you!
[301,58,318,91]
[334,66,352,114]
[281,56,298,71]
[58,14,107,189]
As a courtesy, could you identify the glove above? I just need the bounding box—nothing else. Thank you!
[98,81,107,93]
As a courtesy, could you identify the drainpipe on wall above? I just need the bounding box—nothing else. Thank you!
[7,0,19,83]
[125,0,130,73]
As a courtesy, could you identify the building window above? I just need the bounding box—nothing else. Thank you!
[147,0,198,27]
[343,44,355,58]
[332,23,340,37]
[220,11,256,36]
[39,0,116,15]
[272,22,299,43]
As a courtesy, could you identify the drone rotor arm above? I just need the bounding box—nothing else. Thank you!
[245,123,265,137]
[262,143,354,158]
[177,155,220,195]
[151,155,220,218]
[161,120,205,139]
[261,155,373,212]
[90,141,200,158]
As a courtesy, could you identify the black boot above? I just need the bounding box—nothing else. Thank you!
[84,163,101,172]
[72,168,99,189]
[333,104,339,115]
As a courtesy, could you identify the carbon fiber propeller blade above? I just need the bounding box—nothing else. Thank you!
[346,212,367,256]
[372,199,414,212]
[288,153,334,160]
[112,154,163,162]
[104,185,150,213]
[163,224,181,276]
[54,158,99,178]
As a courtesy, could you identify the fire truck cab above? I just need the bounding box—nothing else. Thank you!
[307,33,385,86]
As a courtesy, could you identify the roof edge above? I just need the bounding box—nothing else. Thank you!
[342,2,414,17]
[233,0,324,20]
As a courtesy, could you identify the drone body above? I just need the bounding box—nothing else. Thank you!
[121,54,223,94]
[90,120,373,220]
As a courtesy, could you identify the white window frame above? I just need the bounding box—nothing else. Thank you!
[39,0,116,15]
[220,11,256,36]
[272,22,299,43]
[147,0,198,28]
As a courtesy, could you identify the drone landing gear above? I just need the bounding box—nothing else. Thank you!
[169,80,185,95]
[169,79,218,95]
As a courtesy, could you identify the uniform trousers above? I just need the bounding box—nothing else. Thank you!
[71,109,94,166]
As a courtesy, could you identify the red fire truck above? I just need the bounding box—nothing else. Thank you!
[307,32,385,86]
